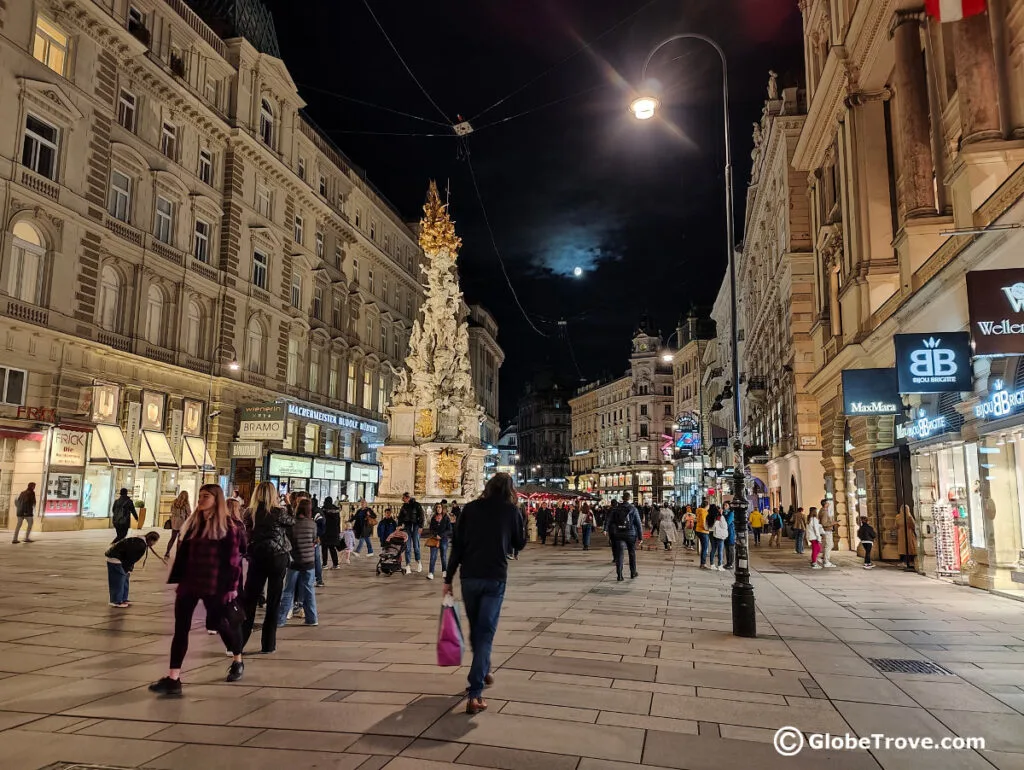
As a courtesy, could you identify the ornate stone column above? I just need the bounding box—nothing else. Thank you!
[891,10,937,218]
[953,11,1002,144]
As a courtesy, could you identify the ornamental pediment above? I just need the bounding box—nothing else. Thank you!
[18,77,83,122]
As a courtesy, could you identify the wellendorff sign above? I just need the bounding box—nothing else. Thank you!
[967,269,1024,356]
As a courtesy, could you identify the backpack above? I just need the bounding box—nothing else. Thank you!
[610,505,631,537]
[712,516,729,539]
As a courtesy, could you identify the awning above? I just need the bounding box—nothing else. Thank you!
[90,423,135,466]
[0,425,45,441]
[180,436,214,471]
[139,430,178,469]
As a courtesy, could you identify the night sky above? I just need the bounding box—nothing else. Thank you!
[265,0,804,421]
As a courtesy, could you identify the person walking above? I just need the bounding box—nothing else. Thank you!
[149,484,245,695]
[608,493,643,581]
[241,481,294,655]
[657,504,677,551]
[723,507,737,569]
[580,505,596,550]
[351,498,375,556]
[682,507,697,551]
[768,508,783,548]
[818,499,836,568]
[426,503,453,580]
[377,507,397,550]
[535,506,552,545]
[278,498,319,627]
[806,507,824,569]
[553,506,568,546]
[341,522,356,564]
[105,530,161,607]
[398,492,425,573]
[12,483,37,543]
[750,508,764,546]
[709,505,728,571]
[165,491,191,557]
[895,504,917,570]
[444,473,526,715]
[321,496,341,569]
[110,489,138,543]
[791,506,808,555]
[696,501,712,568]
[857,516,876,569]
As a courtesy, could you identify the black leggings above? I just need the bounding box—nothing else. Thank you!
[242,552,289,653]
[863,542,873,564]
[171,593,242,668]
[322,543,339,568]
[164,529,180,555]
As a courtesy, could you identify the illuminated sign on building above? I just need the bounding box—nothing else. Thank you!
[842,368,900,416]
[975,380,1024,420]
[894,333,973,393]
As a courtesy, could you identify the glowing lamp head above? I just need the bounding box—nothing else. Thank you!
[661,352,673,363]
[573,266,583,278]
[228,359,241,371]
[630,95,659,120]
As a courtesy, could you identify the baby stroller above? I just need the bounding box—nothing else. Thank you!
[377,529,408,576]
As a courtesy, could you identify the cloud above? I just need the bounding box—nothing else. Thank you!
[531,222,621,277]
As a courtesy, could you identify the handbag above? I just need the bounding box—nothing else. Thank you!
[223,596,246,626]
[436,595,463,667]
[424,536,440,549]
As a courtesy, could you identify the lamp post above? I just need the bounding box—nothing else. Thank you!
[206,343,240,484]
[631,33,755,638]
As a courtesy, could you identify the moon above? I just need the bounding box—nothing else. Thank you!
[573,266,583,277]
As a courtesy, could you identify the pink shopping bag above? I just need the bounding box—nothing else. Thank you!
[437,595,464,667]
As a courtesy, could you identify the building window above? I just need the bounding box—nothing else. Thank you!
[334,245,342,267]
[347,362,357,404]
[380,323,387,351]
[287,337,300,386]
[252,249,268,289]
[392,333,399,359]
[368,270,374,294]
[198,149,212,185]
[117,89,137,132]
[354,209,361,228]
[309,349,321,393]
[256,185,271,218]
[98,265,120,331]
[22,115,59,180]
[108,169,131,222]
[640,445,649,461]
[640,424,648,437]
[406,293,412,317]
[318,175,327,196]
[246,317,264,373]
[8,221,45,305]
[0,366,27,406]
[33,16,69,76]
[297,156,306,180]
[382,276,388,303]
[640,404,648,416]
[312,286,323,319]
[193,219,210,263]
[383,233,390,253]
[352,259,359,282]
[204,77,217,106]
[304,423,318,454]
[291,272,302,308]
[315,230,324,258]
[369,221,376,241]
[154,196,173,244]
[331,296,342,329]
[259,98,274,146]
[365,316,373,344]
[329,354,339,398]
[377,374,387,411]
[184,300,203,357]
[294,215,304,244]
[144,285,164,345]
[160,122,177,159]
[362,370,372,410]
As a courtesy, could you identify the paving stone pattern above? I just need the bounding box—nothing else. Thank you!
[0,532,1021,768]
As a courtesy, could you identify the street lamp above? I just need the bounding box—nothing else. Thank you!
[632,33,755,638]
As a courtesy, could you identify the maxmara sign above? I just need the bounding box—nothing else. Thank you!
[967,268,1024,356]
[842,368,900,417]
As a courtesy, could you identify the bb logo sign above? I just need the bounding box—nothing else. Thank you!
[894,332,972,393]
[967,269,1024,356]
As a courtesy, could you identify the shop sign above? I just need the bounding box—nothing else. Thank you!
[268,454,312,478]
[974,379,1024,420]
[896,410,950,442]
[313,458,348,481]
[349,462,380,483]
[230,441,263,459]
[90,383,120,425]
[676,413,699,432]
[286,403,380,434]
[967,268,1024,356]
[141,391,166,431]
[183,399,204,437]
[239,403,287,441]
[49,428,88,467]
[894,333,973,393]
[15,405,57,422]
[45,472,81,515]
[842,368,900,416]
[800,435,818,447]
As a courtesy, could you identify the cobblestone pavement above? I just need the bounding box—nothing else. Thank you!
[0,531,1022,770]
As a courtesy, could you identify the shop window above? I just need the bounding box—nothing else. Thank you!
[98,265,121,331]
[33,15,69,76]
[0,366,27,406]
[22,114,59,180]
[8,221,46,306]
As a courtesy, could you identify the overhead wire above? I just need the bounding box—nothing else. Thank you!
[471,83,606,133]
[324,129,456,138]
[559,320,586,382]
[360,0,452,124]
[294,82,450,127]
[467,0,665,123]
[460,140,549,338]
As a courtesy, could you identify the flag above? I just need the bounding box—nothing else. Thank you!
[925,0,987,22]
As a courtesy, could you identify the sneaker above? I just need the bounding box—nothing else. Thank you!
[441,571,446,578]
[824,563,837,568]
[207,629,218,635]
[149,676,182,696]
[225,649,233,656]
[404,565,411,575]
[304,621,319,626]
[315,581,326,588]
[295,607,305,619]
[24,538,34,543]
[811,564,822,570]
[866,564,875,569]
[226,661,244,682]
[286,609,293,620]
[426,573,434,580]
[862,564,871,570]
[416,562,423,573]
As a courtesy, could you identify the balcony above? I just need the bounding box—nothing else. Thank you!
[105,216,144,246]
[162,0,227,58]
[243,370,267,389]
[142,342,175,365]
[183,355,213,375]
[97,329,132,352]
[149,238,184,267]
[187,256,218,283]
[20,168,59,201]
[6,299,48,327]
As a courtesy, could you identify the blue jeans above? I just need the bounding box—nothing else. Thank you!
[355,536,374,554]
[793,529,805,554]
[582,524,593,548]
[279,568,317,625]
[461,578,506,699]
[710,537,724,566]
[698,532,711,565]
[405,528,421,563]
[106,562,129,604]
[314,544,323,583]
[429,538,448,574]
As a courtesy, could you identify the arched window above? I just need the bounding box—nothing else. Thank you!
[184,300,203,357]
[259,98,274,146]
[98,265,121,331]
[144,285,165,345]
[245,316,265,374]
[8,221,45,305]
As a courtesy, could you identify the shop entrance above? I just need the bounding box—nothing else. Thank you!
[870,446,913,561]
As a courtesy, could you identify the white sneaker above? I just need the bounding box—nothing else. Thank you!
[811,564,822,570]
[426,573,434,580]
[286,609,293,620]
[404,565,411,575]
[416,562,423,573]
[824,563,837,568]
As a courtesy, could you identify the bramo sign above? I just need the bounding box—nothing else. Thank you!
[238,403,286,441]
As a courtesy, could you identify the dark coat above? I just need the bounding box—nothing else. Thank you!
[398,499,425,531]
[288,517,318,570]
[321,504,341,546]
[248,504,295,559]
[428,514,453,540]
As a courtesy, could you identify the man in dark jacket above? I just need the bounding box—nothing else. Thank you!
[608,493,643,581]
[398,492,425,573]
[351,498,375,555]
[444,473,526,715]
[13,483,36,543]
[105,531,160,607]
[553,507,569,546]
[111,489,138,543]
[377,507,397,549]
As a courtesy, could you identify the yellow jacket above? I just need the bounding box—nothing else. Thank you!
[750,511,763,528]
[695,507,709,534]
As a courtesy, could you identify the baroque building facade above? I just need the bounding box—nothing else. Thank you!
[517,372,571,487]
[669,313,715,505]
[0,0,426,529]
[465,303,503,447]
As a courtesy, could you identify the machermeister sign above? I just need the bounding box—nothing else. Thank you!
[967,268,1024,356]
[842,368,900,416]
[894,332,973,393]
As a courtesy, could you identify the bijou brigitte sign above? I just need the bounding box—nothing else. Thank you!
[967,268,1024,356]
